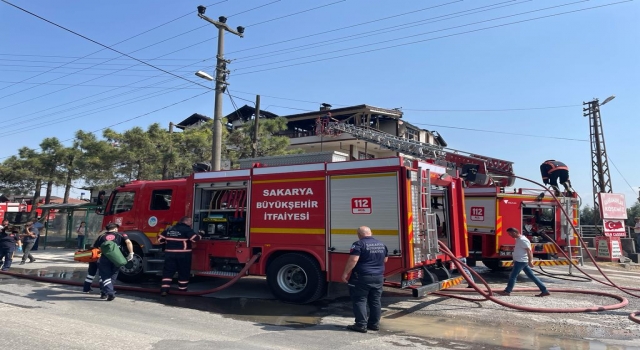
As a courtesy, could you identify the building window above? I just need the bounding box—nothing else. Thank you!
[358,151,375,160]
[150,189,172,210]
[406,127,418,141]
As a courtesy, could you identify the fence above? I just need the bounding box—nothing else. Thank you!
[579,225,633,238]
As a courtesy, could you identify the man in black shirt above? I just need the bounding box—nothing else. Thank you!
[157,216,201,296]
[539,160,573,196]
[0,227,20,271]
[342,226,389,333]
[94,223,134,301]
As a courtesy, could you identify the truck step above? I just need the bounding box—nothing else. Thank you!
[146,259,165,264]
[500,259,579,267]
[194,270,240,277]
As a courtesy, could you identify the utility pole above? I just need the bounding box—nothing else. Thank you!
[197,5,245,171]
[583,96,615,226]
[253,95,260,158]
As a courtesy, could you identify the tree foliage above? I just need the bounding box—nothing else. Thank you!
[0,117,299,202]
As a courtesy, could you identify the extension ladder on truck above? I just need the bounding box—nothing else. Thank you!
[325,121,515,187]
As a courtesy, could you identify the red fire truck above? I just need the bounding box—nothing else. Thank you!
[101,154,469,303]
[464,187,581,270]
[321,122,581,271]
[0,201,48,224]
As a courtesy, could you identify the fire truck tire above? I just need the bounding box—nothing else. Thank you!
[117,245,145,283]
[266,253,326,304]
[482,259,512,272]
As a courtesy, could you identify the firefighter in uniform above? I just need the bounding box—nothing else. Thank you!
[94,223,134,301]
[82,228,109,293]
[540,160,573,196]
[342,226,389,333]
[1,227,20,271]
[157,216,201,296]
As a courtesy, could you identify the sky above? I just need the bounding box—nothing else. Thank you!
[0,0,638,207]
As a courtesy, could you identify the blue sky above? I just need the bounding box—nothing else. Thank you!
[0,0,638,207]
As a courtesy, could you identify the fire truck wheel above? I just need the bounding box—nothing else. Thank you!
[266,253,326,304]
[117,246,144,283]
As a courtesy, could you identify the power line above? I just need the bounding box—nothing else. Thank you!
[0,54,212,61]
[231,0,523,62]
[410,122,588,142]
[403,105,582,112]
[609,156,637,195]
[0,0,228,93]
[1,0,214,90]
[233,1,630,76]
[245,0,346,27]
[228,0,281,17]
[233,0,590,71]
[228,0,462,55]
[0,90,212,161]
[0,1,340,114]
[0,80,203,90]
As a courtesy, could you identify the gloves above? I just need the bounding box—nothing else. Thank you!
[17,246,23,252]
[127,253,134,261]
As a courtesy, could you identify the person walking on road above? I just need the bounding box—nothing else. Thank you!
[94,223,134,301]
[157,216,201,296]
[20,221,37,265]
[342,226,388,333]
[498,227,550,297]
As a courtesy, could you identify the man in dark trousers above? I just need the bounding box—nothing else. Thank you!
[342,226,389,333]
[0,227,21,271]
[540,160,573,196]
[82,228,109,293]
[94,223,134,301]
[157,216,201,296]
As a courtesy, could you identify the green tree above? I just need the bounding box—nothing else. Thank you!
[226,117,302,168]
[579,204,597,226]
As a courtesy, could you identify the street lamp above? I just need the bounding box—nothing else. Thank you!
[195,70,214,81]
[601,95,615,106]
[196,5,245,171]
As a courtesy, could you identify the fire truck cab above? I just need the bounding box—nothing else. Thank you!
[101,153,469,303]
[464,187,581,270]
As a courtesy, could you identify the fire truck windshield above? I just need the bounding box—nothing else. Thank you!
[3,212,30,225]
[106,191,135,215]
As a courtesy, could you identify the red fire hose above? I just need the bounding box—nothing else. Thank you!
[433,242,628,313]
[437,176,640,322]
[0,253,261,296]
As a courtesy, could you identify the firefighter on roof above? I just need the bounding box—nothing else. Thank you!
[157,216,201,296]
[539,160,573,196]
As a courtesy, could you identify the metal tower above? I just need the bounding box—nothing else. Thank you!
[583,96,615,225]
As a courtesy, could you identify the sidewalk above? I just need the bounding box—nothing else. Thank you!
[9,247,81,269]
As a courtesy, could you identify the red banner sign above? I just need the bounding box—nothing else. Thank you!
[598,193,627,220]
[250,177,326,229]
[602,219,626,237]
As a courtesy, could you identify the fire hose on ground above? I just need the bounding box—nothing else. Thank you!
[434,175,640,322]
[0,253,261,296]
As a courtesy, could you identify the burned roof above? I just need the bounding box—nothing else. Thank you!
[280,104,403,122]
[175,113,211,130]
[224,105,280,123]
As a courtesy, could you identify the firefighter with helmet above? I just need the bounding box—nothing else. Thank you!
[157,216,201,296]
[540,160,573,196]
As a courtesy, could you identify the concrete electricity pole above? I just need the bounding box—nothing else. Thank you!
[196,5,244,171]
[253,95,260,158]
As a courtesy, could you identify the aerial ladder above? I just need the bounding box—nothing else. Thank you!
[324,121,516,187]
